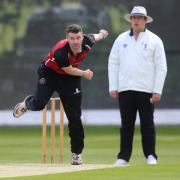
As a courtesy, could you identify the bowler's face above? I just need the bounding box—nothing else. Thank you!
[67,32,84,52]
[130,16,147,31]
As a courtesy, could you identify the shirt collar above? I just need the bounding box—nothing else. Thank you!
[129,28,147,36]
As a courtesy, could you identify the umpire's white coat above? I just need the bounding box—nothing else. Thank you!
[108,29,167,94]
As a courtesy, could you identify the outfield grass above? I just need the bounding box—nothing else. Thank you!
[0,125,180,179]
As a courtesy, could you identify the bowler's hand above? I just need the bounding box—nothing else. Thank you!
[94,29,109,41]
[150,93,161,104]
[82,69,93,80]
[99,29,109,39]
[109,91,118,99]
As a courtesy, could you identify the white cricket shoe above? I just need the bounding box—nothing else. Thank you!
[13,96,30,118]
[147,155,157,165]
[71,153,82,165]
[115,159,128,166]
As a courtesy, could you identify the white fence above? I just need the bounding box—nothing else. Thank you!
[1,109,180,126]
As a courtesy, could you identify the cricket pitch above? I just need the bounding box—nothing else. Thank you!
[0,163,116,178]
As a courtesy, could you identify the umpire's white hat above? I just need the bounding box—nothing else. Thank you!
[124,6,153,23]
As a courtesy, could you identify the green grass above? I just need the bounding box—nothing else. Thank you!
[4,165,180,180]
[0,125,180,179]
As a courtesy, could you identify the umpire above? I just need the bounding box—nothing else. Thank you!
[108,6,167,165]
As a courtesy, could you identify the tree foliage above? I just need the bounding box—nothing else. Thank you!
[0,0,179,109]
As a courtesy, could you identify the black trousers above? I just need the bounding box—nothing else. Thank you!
[26,65,84,154]
[117,90,157,161]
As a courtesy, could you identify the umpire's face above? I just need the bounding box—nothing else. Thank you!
[130,16,147,32]
[67,32,84,53]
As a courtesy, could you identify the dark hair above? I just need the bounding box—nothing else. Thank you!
[66,24,83,34]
